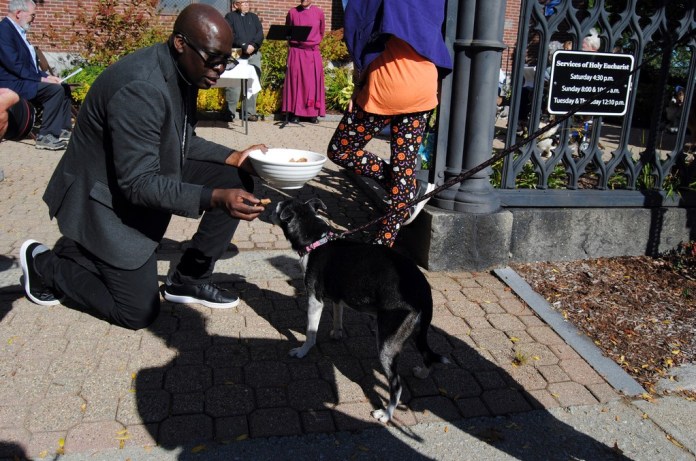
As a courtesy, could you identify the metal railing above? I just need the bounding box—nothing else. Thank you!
[498,0,696,208]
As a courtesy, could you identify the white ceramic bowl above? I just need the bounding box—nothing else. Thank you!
[249,148,327,189]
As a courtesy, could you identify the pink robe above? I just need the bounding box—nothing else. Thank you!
[282,5,326,117]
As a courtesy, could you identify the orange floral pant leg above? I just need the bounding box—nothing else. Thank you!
[328,105,432,246]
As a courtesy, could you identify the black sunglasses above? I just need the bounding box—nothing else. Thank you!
[176,32,238,70]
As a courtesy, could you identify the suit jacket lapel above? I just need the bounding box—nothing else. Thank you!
[157,44,187,164]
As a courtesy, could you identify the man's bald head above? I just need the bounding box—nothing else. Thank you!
[170,4,234,88]
[173,3,232,45]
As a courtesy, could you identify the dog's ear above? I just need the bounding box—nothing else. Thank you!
[306,198,327,212]
[279,205,296,223]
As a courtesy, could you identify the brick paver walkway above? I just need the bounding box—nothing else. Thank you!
[0,120,619,458]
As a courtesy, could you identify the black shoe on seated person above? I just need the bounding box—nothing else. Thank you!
[308,117,318,124]
[246,114,258,122]
[20,239,64,306]
[163,278,240,309]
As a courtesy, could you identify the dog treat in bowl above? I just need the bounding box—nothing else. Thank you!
[248,148,327,190]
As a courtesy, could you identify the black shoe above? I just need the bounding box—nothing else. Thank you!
[403,180,436,226]
[289,115,300,123]
[308,117,318,124]
[20,239,63,306]
[163,279,240,309]
[246,115,259,122]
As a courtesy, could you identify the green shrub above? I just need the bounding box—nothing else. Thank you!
[197,88,226,112]
[260,41,289,91]
[69,65,107,105]
[320,29,350,63]
[256,87,282,116]
[325,66,353,110]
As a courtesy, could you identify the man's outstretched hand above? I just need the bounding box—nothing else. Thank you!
[210,188,266,221]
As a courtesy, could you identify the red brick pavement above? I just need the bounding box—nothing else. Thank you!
[0,121,619,458]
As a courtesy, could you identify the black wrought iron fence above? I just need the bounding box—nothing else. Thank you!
[499,0,696,208]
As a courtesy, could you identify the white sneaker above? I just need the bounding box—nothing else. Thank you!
[403,181,436,226]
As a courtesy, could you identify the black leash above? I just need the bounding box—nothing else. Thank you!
[338,28,696,239]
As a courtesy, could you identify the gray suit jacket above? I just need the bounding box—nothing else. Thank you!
[43,43,231,270]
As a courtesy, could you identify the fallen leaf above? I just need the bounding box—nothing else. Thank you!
[56,438,65,455]
[236,434,249,441]
[191,445,206,453]
[667,435,684,449]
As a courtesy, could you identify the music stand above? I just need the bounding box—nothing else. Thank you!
[266,24,312,42]
[267,25,312,127]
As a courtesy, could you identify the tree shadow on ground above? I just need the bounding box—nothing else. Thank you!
[132,254,633,460]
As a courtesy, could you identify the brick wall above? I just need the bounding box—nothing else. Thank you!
[503,0,521,73]
[0,0,517,56]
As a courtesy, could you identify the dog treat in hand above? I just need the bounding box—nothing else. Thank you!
[260,198,272,206]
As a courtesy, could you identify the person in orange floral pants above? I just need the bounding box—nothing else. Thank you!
[327,1,451,247]
[328,106,431,246]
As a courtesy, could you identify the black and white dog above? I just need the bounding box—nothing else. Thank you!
[272,198,449,423]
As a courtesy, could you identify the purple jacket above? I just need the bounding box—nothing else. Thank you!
[343,0,452,76]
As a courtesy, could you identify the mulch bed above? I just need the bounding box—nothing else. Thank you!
[510,246,695,395]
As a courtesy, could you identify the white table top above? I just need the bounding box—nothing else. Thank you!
[214,59,261,97]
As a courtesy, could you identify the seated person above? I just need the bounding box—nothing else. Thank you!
[0,0,73,150]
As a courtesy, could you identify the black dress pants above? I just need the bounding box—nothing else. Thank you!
[35,159,253,330]
[32,82,72,137]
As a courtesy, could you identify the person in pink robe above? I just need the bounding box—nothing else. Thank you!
[282,0,325,123]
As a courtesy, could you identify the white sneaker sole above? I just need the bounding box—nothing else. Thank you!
[20,239,61,306]
[163,292,239,309]
[404,183,436,226]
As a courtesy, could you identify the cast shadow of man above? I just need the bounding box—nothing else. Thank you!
[131,162,633,458]
[0,441,29,460]
[134,253,632,460]
[0,255,22,324]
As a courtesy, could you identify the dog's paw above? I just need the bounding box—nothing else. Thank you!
[330,329,343,340]
[371,409,391,424]
[413,366,431,379]
[289,346,309,358]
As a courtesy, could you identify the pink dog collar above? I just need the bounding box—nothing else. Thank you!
[299,232,337,256]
